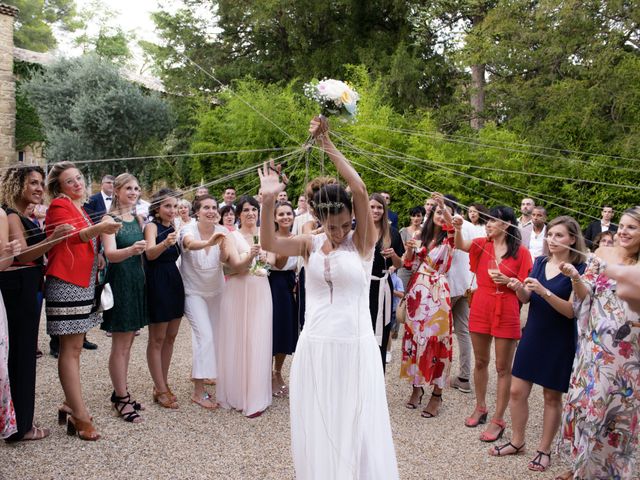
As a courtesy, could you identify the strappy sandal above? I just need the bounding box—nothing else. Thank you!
[112,393,143,423]
[421,392,442,418]
[153,389,179,409]
[20,424,50,441]
[111,390,144,411]
[191,392,219,410]
[480,418,506,442]
[465,406,488,427]
[488,441,525,456]
[406,386,425,409]
[67,416,100,441]
[58,402,94,425]
[528,450,551,472]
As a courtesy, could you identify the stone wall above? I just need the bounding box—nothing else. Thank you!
[0,4,18,168]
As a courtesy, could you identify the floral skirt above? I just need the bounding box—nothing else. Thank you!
[399,272,452,389]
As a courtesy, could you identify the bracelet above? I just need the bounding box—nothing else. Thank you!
[570,277,581,284]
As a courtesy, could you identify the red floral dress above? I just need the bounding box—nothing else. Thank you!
[400,232,454,388]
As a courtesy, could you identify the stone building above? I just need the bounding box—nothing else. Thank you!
[0,3,18,168]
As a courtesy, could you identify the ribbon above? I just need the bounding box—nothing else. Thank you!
[371,270,391,346]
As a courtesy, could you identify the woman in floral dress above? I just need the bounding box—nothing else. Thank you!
[558,206,640,480]
[401,193,455,418]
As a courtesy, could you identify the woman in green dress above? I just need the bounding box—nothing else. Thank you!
[101,173,149,423]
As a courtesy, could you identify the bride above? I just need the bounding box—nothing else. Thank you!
[259,116,399,479]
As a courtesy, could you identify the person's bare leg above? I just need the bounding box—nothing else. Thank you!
[528,388,563,470]
[161,318,181,387]
[109,332,141,421]
[468,332,492,422]
[147,322,169,392]
[273,354,286,391]
[59,333,90,421]
[489,376,531,455]
[483,337,517,437]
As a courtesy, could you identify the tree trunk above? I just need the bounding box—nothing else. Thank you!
[470,63,485,130]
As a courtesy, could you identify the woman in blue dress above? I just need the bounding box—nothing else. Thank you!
[144,188,184,409]
[488,216,586,473]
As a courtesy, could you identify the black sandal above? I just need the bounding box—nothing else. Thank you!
[489,441,525,456]
[112,393,142,423]
[406,387,425,409]
[421,392,442,418]
[111,390,143,411]
[528,450,551,472]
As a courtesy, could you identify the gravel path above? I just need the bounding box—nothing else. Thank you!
[1,317,577,480]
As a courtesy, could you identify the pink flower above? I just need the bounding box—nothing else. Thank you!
[619,341,633,359]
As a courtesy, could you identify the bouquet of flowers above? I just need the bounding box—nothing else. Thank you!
[250,235,271,277]
[303,79,360,121]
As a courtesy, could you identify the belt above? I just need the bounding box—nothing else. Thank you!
[371,270,391,346]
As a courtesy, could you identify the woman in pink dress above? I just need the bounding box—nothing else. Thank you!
[217,195,273,418]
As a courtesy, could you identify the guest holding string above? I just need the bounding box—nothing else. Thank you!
[180,195,226,409]
[0,209,23,439]
[217,195,272,418]
[369,193,404,370]
[0,164,74,442]
[144,189,184,410]
[100,173,149,423]
[453,206,532,442]
[488,216,586,473]
[44,162,121,440]
[556,206,640,480]
[401,193,455,417]
[258,115,398,479]
[267,201,299,397]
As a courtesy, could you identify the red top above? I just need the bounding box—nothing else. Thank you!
[45,197,96,288]
[468,237,532,339]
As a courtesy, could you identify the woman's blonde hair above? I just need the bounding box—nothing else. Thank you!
[545,215,587,265]
[0,164,45,212]
[620,206,640,259]
[109,173,144,228]
[46,161,79,200]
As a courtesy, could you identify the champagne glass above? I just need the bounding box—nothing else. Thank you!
[488,258,502,294]
[413,232,422,251]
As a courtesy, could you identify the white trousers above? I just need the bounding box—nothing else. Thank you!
[184,294,220,379]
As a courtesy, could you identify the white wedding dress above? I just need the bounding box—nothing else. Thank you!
[290,232,399,479]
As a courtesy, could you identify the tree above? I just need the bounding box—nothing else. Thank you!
[22,55,174,180]
[6,0,82,52]
[73,1,132,64]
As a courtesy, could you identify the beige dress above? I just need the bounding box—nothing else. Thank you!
[216,231,273,416]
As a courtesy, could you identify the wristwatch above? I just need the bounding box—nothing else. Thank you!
[544,289,552,298]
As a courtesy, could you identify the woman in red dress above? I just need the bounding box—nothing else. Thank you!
[453,206,532,442]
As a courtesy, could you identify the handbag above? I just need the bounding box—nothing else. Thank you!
[98,283,114,312]
[464,273,477,305]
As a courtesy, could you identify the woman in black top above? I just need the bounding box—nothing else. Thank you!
[369,193,404,371]
[0,165,73,441]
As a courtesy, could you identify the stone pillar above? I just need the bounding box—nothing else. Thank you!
[0,4,18,167]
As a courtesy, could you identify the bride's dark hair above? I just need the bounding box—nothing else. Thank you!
[309,181,352,223]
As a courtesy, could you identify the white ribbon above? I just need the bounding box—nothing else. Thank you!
[371,270,391,346]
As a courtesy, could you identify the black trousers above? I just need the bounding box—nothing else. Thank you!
[0,267,43,440]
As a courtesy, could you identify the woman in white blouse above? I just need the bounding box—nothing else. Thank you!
[179,195,226,409]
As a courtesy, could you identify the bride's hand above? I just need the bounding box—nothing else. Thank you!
[309,116,329,140]
[258,159,288,198]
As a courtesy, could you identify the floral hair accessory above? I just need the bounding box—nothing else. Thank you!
[313,201,345,210]
[303,79,359,122]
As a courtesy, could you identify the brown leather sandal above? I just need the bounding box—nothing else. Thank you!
[67,416,100,441]
[153,389,179,409]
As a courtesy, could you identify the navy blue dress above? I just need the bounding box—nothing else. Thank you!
[269,262,299,355]
[145,222,185,324]
[512,256,586,392]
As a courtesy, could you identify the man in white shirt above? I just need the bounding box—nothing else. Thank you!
[277,191,288,203]
[527,206,547,260]
[221,186,236,207]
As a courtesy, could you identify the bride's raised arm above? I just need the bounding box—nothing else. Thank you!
[310,116,376,256]
[259,160,312,260]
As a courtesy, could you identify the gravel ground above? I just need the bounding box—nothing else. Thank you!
[1,318,579,480]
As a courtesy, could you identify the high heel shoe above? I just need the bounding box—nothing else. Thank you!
[66,416,100,441]
[58,402,93,425]
[153,388,179,409]
[479,418,506,442]
[465,406,488,427]
[112,393,143,423]
[405,386,425,409]
[421,392,442,418]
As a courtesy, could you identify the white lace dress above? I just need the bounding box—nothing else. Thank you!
[290,232,399,479]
